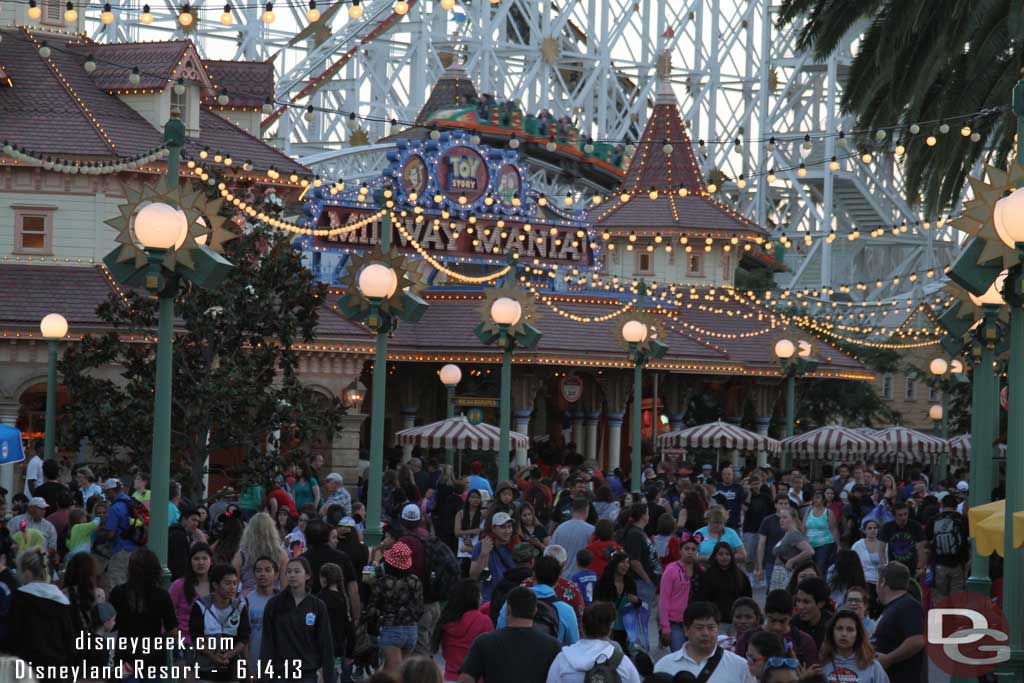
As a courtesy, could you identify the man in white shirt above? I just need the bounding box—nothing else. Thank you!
[23,447,43,497]
[653,602,751,682]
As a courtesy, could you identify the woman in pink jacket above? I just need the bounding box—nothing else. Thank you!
[658,531,701,652]
[433,579,494,682]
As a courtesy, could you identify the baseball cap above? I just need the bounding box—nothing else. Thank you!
[325,473,344,485]
[27,496,49,509]
[956,480,969,492]
[491,511,513,527]
[400,503,422,522]
[512,542,538,563]
[101,478,121,491]
[339,516,357,528]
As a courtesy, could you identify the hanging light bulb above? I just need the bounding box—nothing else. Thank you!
[909,123,921,135]
[140,3,153,23]
[101,3,114,24]
[736,175,747,189]
[648,187,659,200]
[939,123,950,134]
[217,89,230,105]
[860,151,873,163]
[262,2,275,23]
[895,143,906,155]
[38,41,51,57]
[926,135,937,147]
[828,156,839,171]
[440,0,455,9]
[349,0,363,19]
[961,126,972,137]
[220,3,233,24]
[28,0,42,20]
[173,77,185,95]
[797,163,807,178]
[306,0,320,21]
[129,66,141,85]
[303,104,315,121]
[84,54,97,73]
[394,0,409,14]
[766,168,776,184]
[64,1,78,21]
[178,3,193,25]
[262,97,274,115]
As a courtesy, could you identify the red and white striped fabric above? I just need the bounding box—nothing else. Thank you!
[873,426,949,465]
[781,426,888,462]
[395,416,528,451]
[657,420,780,453]
[948,434,1006,464]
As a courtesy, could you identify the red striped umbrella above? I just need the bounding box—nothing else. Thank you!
[781,426,888,462]
[395,416,528,451]
[873,426,949,465]
[658,420,780,453]
[948,434,1006,464]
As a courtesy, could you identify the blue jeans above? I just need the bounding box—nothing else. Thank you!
[764,562,775,589]
[670,622,686,652]
[636,578,657,610]
[379,624,418,652]
[813,543,836,575]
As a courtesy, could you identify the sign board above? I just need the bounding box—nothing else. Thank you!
[456,397,499,408]
[438,146,489,202]
[466,407,485,425]
[560,376,584,403]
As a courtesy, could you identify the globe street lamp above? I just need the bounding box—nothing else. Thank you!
[39,313,68,461]
[475,282,541,483]
[336,194,428,547]
[439,364,462,465]
[102,113,234,581]
[928,357,954,483]
[622,318,648,494]
[774,336,818,470]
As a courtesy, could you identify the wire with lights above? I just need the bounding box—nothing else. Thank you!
[391,216,512,284]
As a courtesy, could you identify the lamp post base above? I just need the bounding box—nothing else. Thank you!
[994,648,1024,680]
[966,575,992,597]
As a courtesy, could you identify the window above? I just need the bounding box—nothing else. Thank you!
[722,253,732,279]
[636,252,653,275]
[929,385,941,402]
[687,252,703,276]
[170,86,188,117]
[904,378,917,402]
[881,373,894,400]
[13,207,54,254]
[44,0,62,22]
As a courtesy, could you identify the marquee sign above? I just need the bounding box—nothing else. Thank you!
[301,131,599,268]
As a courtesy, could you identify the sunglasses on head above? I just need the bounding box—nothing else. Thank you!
[764,658,799,670]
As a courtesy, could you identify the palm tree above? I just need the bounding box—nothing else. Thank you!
[778,0,1016,215]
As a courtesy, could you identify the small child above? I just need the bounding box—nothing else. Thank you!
[66,499,107,558]
[570,548,598,605]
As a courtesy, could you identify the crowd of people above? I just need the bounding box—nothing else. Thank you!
[0,443,977,683]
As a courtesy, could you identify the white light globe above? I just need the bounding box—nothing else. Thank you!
[774,338,795,359]
[135,202,184,249]
[929,358,948,376]
[622,319,648,343]
[439,363,462,386]
[950,359,964,374]
[994,188,1024,247]
[929,404,944,421]
[40,313,68,339]
[490,297,523,326]
[357,263,398,299]
[969,269,1008,307]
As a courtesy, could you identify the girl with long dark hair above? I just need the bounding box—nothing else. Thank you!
[593,551,638,652]
[211,514,244,565]
[828,549,867,610]
[169,542,212,643]
[433,579,493,682]
[696,541,752,634]
[109,548,178,673]
[63,553,108,668]
[820,610,889,682]
[454,489,484,576]
[515,501,549,551]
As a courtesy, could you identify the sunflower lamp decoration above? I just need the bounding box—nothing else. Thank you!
[474,280,541,482]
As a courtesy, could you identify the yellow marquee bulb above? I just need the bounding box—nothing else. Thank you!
[926,135,937,147]
[394,0,409,14]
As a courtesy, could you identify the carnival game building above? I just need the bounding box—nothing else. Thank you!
[0,19,870,490]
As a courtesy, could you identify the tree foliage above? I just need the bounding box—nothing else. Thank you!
[59,187,346,498]
[777,0,1016,214]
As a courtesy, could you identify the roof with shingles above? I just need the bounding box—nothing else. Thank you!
[0,28,305,174]
[591,80,765,238]
[203,60,274,109]
[0,265,119,328]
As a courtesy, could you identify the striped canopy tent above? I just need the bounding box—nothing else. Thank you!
[395,416,529,451]
[873,426,949,465]
[658,420,781,454]
[781,426,889,463]
[852,427,880,436]
[948,434,1007,465]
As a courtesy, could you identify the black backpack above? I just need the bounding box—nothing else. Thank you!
[584,644,623,683]
[533,594,561,640]
[421,535,460,603]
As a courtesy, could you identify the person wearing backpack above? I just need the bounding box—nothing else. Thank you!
[545,601,642,683]
[927,493,969,603]
[458,587,562,683]
[187,563,250,682]
[98,478,144,589]
[495,555,579,646]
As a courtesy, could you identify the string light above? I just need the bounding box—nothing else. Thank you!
[349,0,362,18]
[63,1,77,21]
[220,3,233,23]
[393,218,511,283]
[27,0,41,19]
[262,2,274,23]
[140,3,153,23]
[100,3,115,24]
[305,0,319,20]
[178,3,193,25]
[393,0,409,14]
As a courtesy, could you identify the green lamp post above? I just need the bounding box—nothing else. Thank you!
[101,113,234,579]
[337,196,428,547]
[773,337,819,471]
[439,364,462,465]
[39,313,68,462]
[618,312,668,493]
[475,282,541,483]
